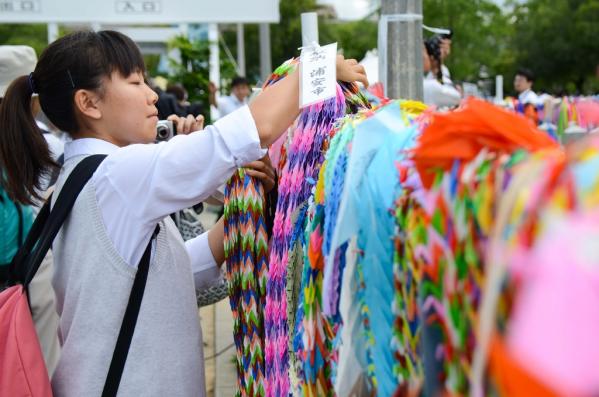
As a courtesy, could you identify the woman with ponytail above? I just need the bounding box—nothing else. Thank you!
[0,45,62,376]
[0,30,367,396]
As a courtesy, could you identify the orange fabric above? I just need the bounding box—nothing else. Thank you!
[489,335,561,397]
[413,98,558,188]
[523,103,539,126]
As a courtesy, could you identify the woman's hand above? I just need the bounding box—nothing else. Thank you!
[336,55,369,87]
[244,155,276,193]
[167,114,205,135]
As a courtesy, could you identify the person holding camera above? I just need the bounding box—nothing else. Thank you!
[423,34,461,108]
[0,30,367,396]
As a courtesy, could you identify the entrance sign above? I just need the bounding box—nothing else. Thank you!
[0,0,280,23]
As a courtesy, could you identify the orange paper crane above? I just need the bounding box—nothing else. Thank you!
[413,98,558,188]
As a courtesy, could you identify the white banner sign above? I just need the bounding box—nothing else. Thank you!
[0,0,279,23]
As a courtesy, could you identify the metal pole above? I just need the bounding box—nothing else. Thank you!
[379,0,423,100]
[495,75,504,103]
[209,23,220,121]
[301,12,319,47]
[47,23,59,43]
[179,23,189,37]
[236,23,246,76]
[259,23,272,82]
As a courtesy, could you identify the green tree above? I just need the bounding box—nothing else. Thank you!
[320,20,378,61]
[510,0,599,94]
[0,24,48,56]
[166,35,236,122]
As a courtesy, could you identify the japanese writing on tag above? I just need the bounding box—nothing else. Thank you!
[300,42,337,108]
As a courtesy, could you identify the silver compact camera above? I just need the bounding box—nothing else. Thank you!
[156,120,176,142]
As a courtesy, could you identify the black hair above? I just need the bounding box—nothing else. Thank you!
[231,76,250,89]
[425,37,443,82]
[166,83,187,102]
[0,30,145,205]
[516,68,535,83]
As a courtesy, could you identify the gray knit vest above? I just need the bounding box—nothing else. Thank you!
[51,155,205,396]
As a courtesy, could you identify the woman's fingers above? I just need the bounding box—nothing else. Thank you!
[194,115,205,131]
[245,169,275,192]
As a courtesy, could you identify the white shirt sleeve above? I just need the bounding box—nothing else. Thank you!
[94,105,266,268]
[423,79,461,108]
[185,231,222,290]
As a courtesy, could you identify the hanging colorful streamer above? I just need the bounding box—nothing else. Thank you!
[224,168,270,397]
[265,85,347,397]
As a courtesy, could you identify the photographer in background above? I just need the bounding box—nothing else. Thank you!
[423,34,461,108]
[425,31,454,85]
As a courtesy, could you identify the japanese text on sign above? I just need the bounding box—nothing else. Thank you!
[300,42,337,108]
[115,1,161,13]
[0,0,40,12]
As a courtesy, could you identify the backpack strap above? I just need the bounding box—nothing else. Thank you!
[15,201,23,247]
[102,224,160,397]
[10,154,107,287]
[11,153,158,396]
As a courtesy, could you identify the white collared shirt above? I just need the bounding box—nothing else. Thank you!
[216,94,247,118]
[62,105,265,289]
[519,89,540,106]
[423,78,461,108]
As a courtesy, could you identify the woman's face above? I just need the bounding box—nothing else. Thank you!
[96,70,159,146]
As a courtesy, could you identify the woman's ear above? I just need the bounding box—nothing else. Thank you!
[73,89,102,120]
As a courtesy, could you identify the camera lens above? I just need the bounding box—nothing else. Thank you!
[156,125,168,139]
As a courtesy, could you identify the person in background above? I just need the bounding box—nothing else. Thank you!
[423,40,461,108]
[167,83,205,119]
[0,46,64,164]
[514,68,540,125]
[148,78,186,120]
[0,44,61,375]
[439,36,453,85]
[514,67,540,106]
[425,32,454,86]
[208,76,251,118]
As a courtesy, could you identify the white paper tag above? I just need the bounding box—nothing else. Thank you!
[300,42,337,108]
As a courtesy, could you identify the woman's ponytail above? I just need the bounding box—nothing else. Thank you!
[0,75,56,205]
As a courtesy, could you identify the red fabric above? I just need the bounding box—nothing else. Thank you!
[0,285,52,396]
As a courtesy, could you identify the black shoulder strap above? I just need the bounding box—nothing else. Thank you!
[14,200,23,247]
[10,153,157,397]
[102,224,160,397]
[10,154,107,287]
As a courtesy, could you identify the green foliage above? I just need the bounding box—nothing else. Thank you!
[166,35,236,122]
[510,0,599,93]
[0,24,48,56]
[320,20,379,61]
